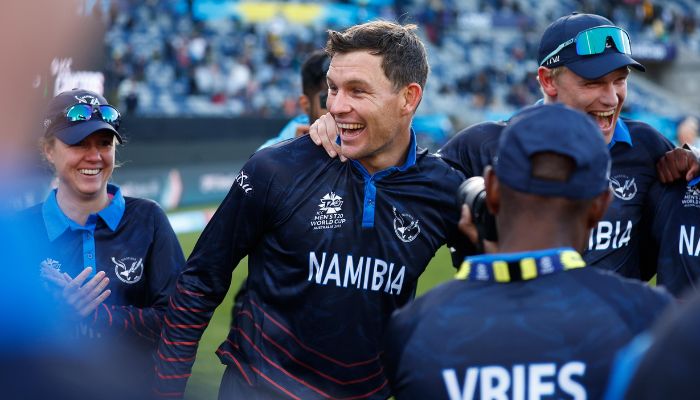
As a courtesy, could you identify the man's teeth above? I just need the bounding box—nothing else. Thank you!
[591,110,614,117]
[79,169,101,175]
[337,123,365,130]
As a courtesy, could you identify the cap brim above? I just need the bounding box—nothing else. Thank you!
[567,52,646,80]
[53,120,122,145]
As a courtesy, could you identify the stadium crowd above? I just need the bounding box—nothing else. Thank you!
[99,0,700,131]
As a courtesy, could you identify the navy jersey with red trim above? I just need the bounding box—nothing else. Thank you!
[383,253,672,400]
[20,193,185,393]
[647,180,700,297]
[438,118,673,279]
[155,134,466,399]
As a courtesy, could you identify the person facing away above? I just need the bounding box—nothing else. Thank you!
[19,88,185,399]
[154,21,468,399]
[383,104,674,400]
[436,12,700,281]
[257,50,330,150]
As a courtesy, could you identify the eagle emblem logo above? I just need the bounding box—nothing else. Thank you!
[112,257,143,284]
[609,175,637,201]
[393,206,420,243]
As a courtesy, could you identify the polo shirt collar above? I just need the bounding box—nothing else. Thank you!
[608,118,632,149]
[42,183,125,241]
[349,129,417,179]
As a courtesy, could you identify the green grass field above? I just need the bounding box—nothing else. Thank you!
[176,231,456,400]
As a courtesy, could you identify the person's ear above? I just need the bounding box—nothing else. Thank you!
[401,83,422,115]
[484,166,500,216]
[537,66,558,98]
[299,94,310,116]
[587,189,612,230]
[43,140,54,164]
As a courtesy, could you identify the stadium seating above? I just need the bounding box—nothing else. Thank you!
[100,0,700,141]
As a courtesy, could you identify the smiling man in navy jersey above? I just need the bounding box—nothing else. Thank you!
[383,104,673,400]
[155,21,468,399]
[436,12,699,280]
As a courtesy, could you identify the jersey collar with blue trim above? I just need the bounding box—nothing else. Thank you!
[455,247,586,283]
[608,118,633,149]
[42,183,125,241]
[349,129,418,178]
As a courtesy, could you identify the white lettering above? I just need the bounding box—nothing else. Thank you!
[595,221,613,250]
[481,366,510,400]
[384,263,395,293]
[589,220,633,251]
[322,254,341,286]
[558,362,586,400]
[371,259,388,291]
[442,368,477,400]
[617,221,632,248]
[344,255,363,288]
[363,257,371,289]
[390,267,405,295]
[513,365,525,400]
[308,252,325,283]
[680,225,694,255]
[444,363,587,400]
[308,252,405,294]
[528,364,555,399]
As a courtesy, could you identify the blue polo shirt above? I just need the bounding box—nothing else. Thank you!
[438,116,673,279]
[20,183,185,393]
[28,183,184,315]
[155,134,467,399]
[383,248,672,400]
[42,184,125,277]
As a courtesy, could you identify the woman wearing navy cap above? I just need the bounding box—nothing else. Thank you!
[22,88,185,398]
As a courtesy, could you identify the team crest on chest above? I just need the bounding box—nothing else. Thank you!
[392,206,420,243]
[112,257,143,284]
[311,192,346,230]
[609,174,637,200]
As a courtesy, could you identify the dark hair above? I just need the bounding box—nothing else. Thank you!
[301,50,330,97]
[325,20,429,91]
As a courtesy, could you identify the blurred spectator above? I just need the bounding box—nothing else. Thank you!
[676,115,700,147]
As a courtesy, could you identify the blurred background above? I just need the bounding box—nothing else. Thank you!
[5,1,700,398]
[11,0,700,218]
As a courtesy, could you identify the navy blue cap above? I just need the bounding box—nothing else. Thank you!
[43,89,122,145]
[494,104,611,199]
[538,13,645,80]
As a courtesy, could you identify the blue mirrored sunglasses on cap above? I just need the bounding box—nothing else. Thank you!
[540,25,632,66]
[64,103,121,130]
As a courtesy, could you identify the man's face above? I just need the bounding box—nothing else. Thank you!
[550,67,629,143]
[326,50,411,173]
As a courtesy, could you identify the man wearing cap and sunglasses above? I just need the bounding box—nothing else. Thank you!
[382,104,673,400]
[435,12,699,280]
[20,88,185,398]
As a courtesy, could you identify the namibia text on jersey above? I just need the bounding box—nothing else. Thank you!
[308,252,405,295]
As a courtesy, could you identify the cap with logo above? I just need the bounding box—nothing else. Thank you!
[538,13,645,80]
[43,88,123,145]
[494,103,611,199]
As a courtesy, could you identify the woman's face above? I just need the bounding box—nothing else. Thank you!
[44,131,116,201]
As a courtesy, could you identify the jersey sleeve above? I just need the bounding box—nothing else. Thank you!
[154,155,279,397]
[89,202,186,342]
